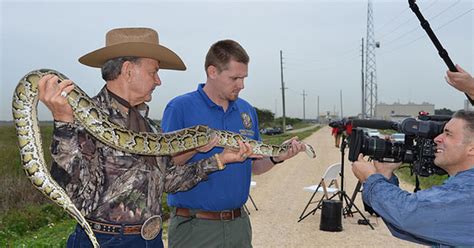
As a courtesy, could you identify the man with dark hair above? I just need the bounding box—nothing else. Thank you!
[162,39,308,247]
[352,110,474,246]
[38,27,235,247]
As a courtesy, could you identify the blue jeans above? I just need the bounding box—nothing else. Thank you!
[67,224,163,248]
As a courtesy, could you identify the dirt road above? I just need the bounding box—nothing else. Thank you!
[248,126,420,247]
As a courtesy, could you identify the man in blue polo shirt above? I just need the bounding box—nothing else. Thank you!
[162,39,307,247]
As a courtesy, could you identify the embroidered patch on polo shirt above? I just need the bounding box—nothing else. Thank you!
[241,112,253,129]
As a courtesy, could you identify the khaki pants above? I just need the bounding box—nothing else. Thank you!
[168,208,252,248]
[334,133,341,147]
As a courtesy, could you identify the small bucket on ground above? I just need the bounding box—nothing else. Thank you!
[319,199,342,232]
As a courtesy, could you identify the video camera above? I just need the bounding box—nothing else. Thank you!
[347,115,451,177]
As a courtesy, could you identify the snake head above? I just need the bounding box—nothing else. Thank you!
[304,144,317,159]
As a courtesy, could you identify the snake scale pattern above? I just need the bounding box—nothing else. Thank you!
[12,69,316,247]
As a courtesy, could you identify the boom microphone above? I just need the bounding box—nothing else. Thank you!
[351,119,399,131]
[418,115,451,122]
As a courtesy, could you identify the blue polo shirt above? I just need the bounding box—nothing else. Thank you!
[162,83,260,211]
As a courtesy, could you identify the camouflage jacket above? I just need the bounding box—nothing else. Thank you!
[50,86,221,224]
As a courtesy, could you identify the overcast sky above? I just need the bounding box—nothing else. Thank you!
[1,0,473,121]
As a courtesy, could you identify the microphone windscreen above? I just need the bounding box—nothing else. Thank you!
[351,119,399,130]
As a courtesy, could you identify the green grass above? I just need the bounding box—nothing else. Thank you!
[262,125,321,145]
[7,219,75,247]
[2,217,167,247]
[0,124,54,212]
[0,203,74,246]
[1,219,74,247]
[0,124,53,172]
[289,122,312,130]
[395,165,448,189]
[0,124,72,246]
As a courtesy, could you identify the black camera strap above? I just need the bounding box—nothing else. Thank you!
[414,175,421,192]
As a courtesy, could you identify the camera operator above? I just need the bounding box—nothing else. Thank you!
[352,110,474,246]
[446,64,474,101]
[330,120,344,148]
[331,126,343,148]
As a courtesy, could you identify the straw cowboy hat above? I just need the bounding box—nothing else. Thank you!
[79,27,186,70]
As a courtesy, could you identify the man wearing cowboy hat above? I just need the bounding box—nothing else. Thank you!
[162,39,308,247]
[38,27,246,247]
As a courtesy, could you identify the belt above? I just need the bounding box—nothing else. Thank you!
[87,216,162,240]
[86,219,142,235]
[175,207,242,221]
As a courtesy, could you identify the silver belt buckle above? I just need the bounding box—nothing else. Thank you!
[220,210,235,221]
[141,215,162,240]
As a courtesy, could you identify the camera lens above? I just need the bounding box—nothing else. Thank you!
[349,130,406,162]
[366,138,389,159]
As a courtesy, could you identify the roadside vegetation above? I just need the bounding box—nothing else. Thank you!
[261,125,320,145]
[395,166,448,190]
[0,124,75,247]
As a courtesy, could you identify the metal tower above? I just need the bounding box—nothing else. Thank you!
[364,0,378,119]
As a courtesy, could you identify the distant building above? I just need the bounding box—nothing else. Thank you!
[375,102,435,120]
[320,113,339,124]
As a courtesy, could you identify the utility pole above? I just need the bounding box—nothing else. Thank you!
[340,90,343,119]
[274,98,278,117]
[302,90,307,121]
[361,37,365,119]
[280,50,286,132]
[317,95,320,123]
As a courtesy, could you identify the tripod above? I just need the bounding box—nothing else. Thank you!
[333,135,374,230]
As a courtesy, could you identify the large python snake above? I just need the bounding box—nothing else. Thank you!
[12,69,316,247]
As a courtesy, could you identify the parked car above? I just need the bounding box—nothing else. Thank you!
[286,125,293,131]
[261,127,283,135]
[367,129,381,138]
[390,133,405,143]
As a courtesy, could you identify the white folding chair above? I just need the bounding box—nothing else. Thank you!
[298,163,341,222]
[245,181,259,215]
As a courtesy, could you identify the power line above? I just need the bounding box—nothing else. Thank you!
[381,0,461,47]
[429,0,461,21]
[286,87,301,95]
[284,45,360,65]
[284,50,361,73]
[435,7,473,30]
[380,7,473,55]
[377,0,441,41]
[283,2,450,74]
[375,7,409,33]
